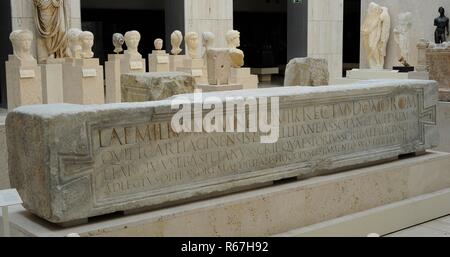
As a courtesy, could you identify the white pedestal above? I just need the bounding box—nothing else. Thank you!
[62,58,105,105]
[105,54,122,103]
[347,69,424,80]
[3,151,450,237]
[177,57,204,84]
[169,55,185,72]
[40,59,64,104]
[230,68,259,89]
[5,55,43,110]
[120,53,146,74]
[148,50,169,72]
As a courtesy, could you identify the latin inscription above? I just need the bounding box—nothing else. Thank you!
[92,92,421,203]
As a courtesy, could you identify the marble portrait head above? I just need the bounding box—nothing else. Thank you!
[112,33,125,54]
[79,31,94,59]
[124,30,141,54]
[170,30,183,55]
[67,28,82,58]
[226,30,241,49]
[202,32,215,49]
[9,30,35,62]
[185,32,200,58]
[154,38,163,50]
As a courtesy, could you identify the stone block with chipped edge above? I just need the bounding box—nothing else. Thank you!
[6,79,439,224]
[121,72,196,102]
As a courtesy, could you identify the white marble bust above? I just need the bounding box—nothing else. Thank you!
[202,32,215,59]
[124,30,142,58]
[112,33,124,54]
[362,2,391,69]
[170,30,183,55]
[9,30,36,62]
[79,31,94,59]
[226,30,244,68]
[185,32,200,58]
[394,12,412,62]
[67,28,82,58]
[154,38,163,50]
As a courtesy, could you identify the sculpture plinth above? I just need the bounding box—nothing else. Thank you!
[105,54,122,103]
[148,50,170,72]
[426,46,450,101]
[62,58,105,105]
[5,55,43,109]
[120,52,146,74]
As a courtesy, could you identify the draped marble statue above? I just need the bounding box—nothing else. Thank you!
[33,0,69,63]
[362,2,391,69]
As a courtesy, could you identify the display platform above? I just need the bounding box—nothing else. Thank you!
[2,151,450,237]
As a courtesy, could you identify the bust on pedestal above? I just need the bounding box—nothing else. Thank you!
[121,30,146,74]
[169,30,185,72]
[105,33,125,103]
[62,31,104,105]
[148,38,169,72]
[5,30,43,109]
[177,32,204,83]
[226,30,258,89]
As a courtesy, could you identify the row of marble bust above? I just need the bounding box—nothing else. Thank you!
[9,29,95,62]
[111,29,245,68]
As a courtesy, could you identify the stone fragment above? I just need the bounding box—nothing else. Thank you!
[284,58,329,87]
[121,72,195,102]
[207,48,231,85]
[6,80,438,224]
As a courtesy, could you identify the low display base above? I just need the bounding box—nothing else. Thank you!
[2,151,450,237]
[393,66,415,73]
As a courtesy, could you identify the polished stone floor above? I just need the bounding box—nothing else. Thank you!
[386,216,450,237]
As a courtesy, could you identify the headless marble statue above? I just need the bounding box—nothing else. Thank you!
[435,7,449,44]
[33,0,69,62]
[394,12,412,63]
[362,2,391,69]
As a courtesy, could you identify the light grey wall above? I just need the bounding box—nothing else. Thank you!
[287,0,308,60]
[360,0,450,69]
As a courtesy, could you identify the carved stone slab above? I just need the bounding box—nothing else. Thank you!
[121,72,196,102]
[426,47,450,101]
[6,80,438,224]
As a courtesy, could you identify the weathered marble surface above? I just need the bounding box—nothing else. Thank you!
[121,72,195,102]
[6,80,438,224]
[426,46,450,101]
[284,58,329,87]
[0,115,9,190]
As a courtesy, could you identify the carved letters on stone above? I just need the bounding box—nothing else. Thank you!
[6,80,438,224]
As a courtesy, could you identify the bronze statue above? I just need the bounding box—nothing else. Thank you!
[434,7,449,44]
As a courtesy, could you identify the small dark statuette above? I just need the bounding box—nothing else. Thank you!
[434,7,449,44]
